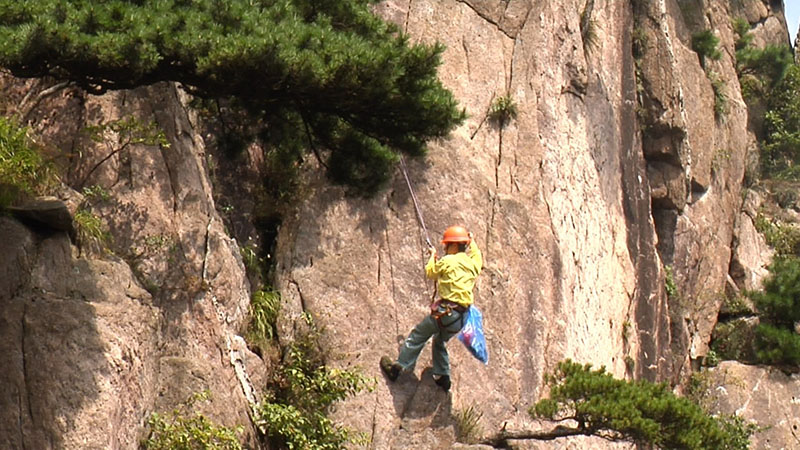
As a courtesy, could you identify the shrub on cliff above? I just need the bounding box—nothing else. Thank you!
[0,116,57,208]
[483,360,755,449]
[750,256,800,366]
[691,30,722,67]
[0,0,465,192]
[733,17,792,94]
[143,391,243,450]
[256,315,374,449]
[763,64,800,177]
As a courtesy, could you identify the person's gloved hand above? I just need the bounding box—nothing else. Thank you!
[428,246,437,257]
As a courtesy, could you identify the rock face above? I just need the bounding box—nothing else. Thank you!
[0,82,264,449]
[0,217,159,449]
[703,362,800,450]
[0,0,795,449]
[272,0,789,447]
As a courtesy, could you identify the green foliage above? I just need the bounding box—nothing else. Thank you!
[246,288,281,349]
[143,391,243,450]
[0,0,465,193]
[762,64,800,176]
[454,403,484,444]
[705,349,721,367]
[686,370,714,410]
[0,116,57,208]
[632,26,648,59]
[691,30,722,67]
[256,317,374,449]
[732,18,753,52]
[720,292,752,316]
[143,233,176,254]
[74,207,110,251]
[488,95,518,128]
[85,116,168,148]
[579,3,598,54]
[80,116,169,188]
[664,265,678,298]
[749,257,800,366]
[708,71,728,119]
[754,324,800,365]
[732,13,791,109]
[623,355,635,373]
[531,360,754,449]
[81,184,110,202]
[736,44,792,92]
[239,244,265,278]
[753,213,800,256]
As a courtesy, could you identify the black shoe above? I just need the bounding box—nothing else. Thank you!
[380,356,402,381]
[434,374,451,392]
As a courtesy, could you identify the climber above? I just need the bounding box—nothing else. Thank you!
[380,225,483,392]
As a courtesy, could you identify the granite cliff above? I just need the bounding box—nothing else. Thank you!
[0,0,796,449]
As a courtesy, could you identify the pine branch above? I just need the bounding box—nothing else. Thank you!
[19,81,72,123]
[480,425,588,447]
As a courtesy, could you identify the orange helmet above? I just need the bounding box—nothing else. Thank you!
[441,225,470,244]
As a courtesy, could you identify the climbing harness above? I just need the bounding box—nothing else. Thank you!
[430,299,468,330]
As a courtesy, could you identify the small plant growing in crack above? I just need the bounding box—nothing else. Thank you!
[74,207,110,255]
[488,95,518,128]
[246,288,281,353]
[454,403,484,443]
[708,71,728,119]
[580,0,598,53]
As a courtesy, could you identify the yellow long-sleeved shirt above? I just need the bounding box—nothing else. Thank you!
[425,240,483,307]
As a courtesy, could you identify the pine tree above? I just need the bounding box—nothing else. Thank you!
[0,0,465,191]
[763,64,800,176]
[751,256,800,366]
[484,360,755,449]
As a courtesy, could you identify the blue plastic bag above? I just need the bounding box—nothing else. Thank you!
[458,306,489,364]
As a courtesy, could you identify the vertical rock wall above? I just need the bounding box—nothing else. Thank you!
[273,0,674,446]
[0,0,793,448]
[274,0,790,447]
[0,81,264,449]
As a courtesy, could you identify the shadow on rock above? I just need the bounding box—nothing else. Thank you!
[382,365,453,433]
[0,217,157,449]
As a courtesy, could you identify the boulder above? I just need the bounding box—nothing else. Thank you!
[704,361,800,450]
[730,212,773,291]
[8,196,75,235]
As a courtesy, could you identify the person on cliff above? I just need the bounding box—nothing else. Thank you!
[380,225,483,392]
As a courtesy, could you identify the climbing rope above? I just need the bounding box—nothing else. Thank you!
[399,155,433,248]
[398,155,438,303]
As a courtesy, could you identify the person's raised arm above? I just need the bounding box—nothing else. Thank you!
[425,246,438,279]
[468,233,482,272]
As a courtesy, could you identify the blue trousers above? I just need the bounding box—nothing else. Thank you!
[397,305,466,377]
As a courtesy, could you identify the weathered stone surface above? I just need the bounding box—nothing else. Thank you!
[634,0,773,370]
[704,362,800,450]
[0,217,35,301]
[271,0,793,447]
[730,212,772,291]
[0,81,265,448]
[276,0,669,446]
[0,229,158,450]
[647,161,686,210]
[0,1,795,449]
[8,196,75,234]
